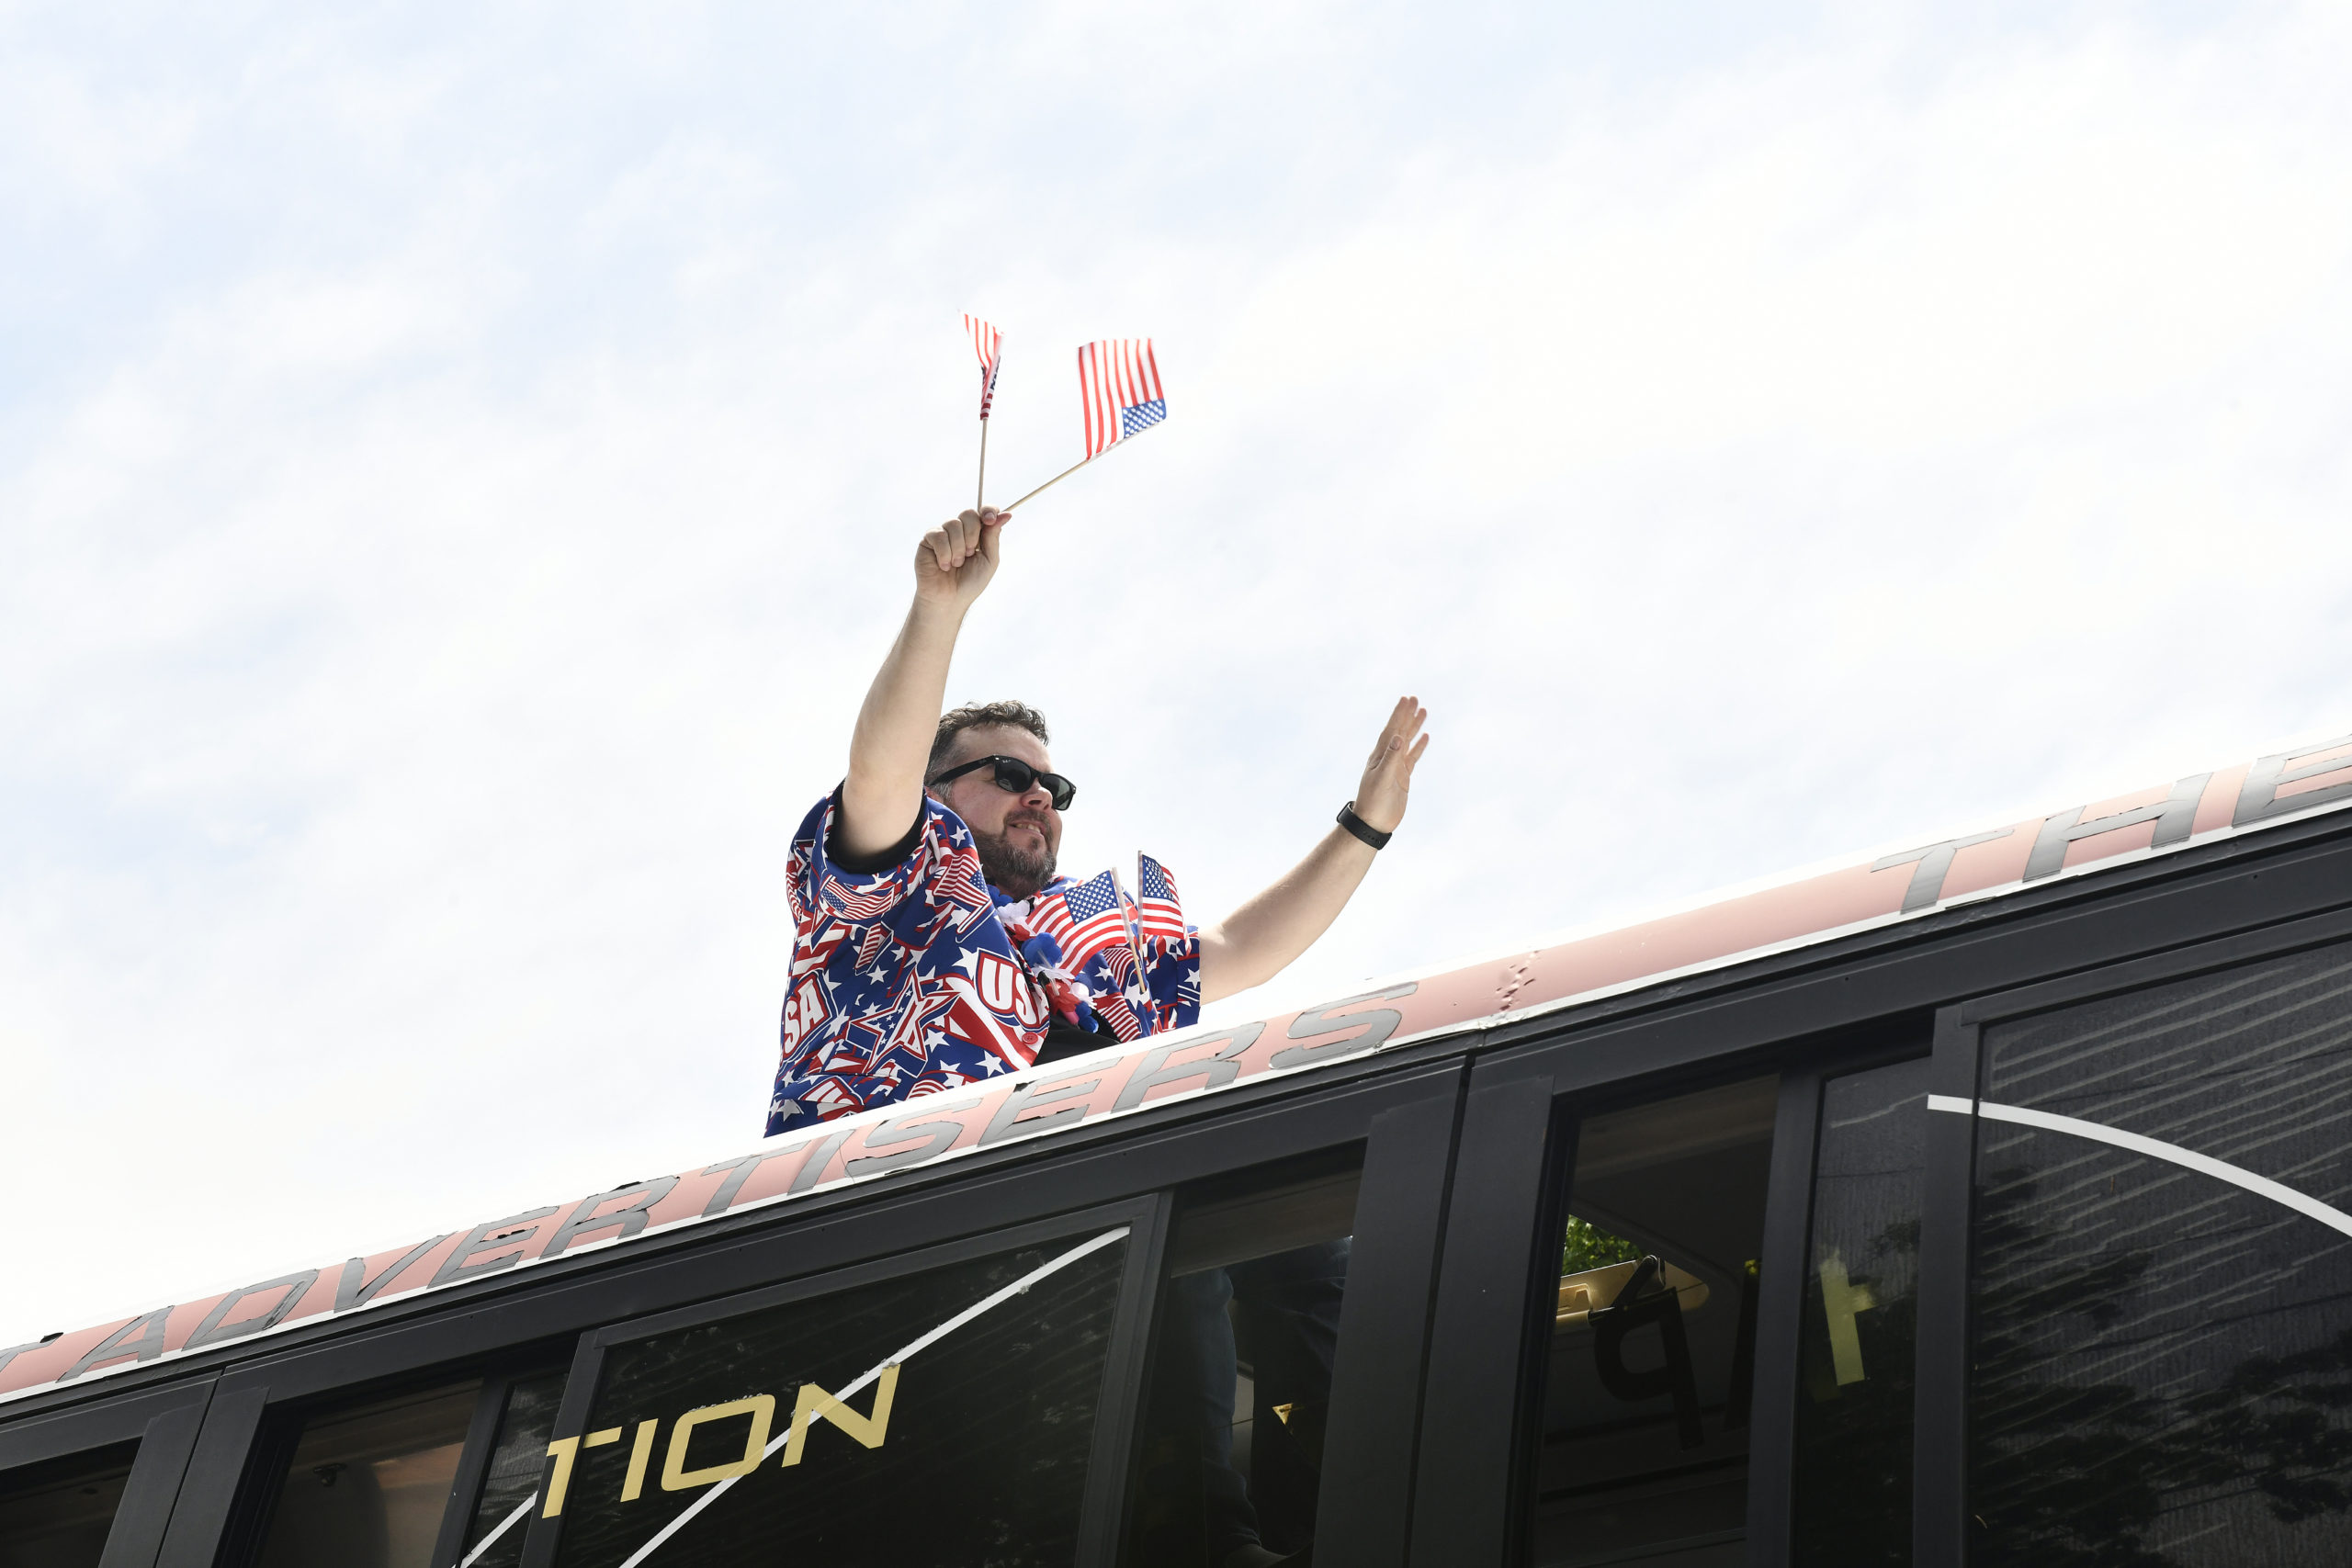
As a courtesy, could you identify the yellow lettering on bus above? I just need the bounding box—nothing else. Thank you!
[779,1363,899,1466]
[1817,1253,1877,1386]
[661,1394,777,1491]
[620,1417,659,1501]
[541,1436,581,1517]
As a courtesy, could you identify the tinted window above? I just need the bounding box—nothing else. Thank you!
[254,1382,481,1568]
[1125,1151,1362,1565]
[0,1446,133,1568]
[546,1227,1129,1568]
[456,1373,567,1568]
[1971,940,2352,1566]
[1790,1056,1929,1566]
[1528,1076,1778,1566]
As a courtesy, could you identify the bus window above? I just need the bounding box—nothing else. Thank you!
[1969,940,2352,1566]
[1530,1076,1778,1567]
[451,1372,567,1568]
[1789,1055,1929,1564]
[1123,1148,1363,1567]
[543,1226,1130,1567]
[252,1381,481,1568]
[0,1444,134,1568]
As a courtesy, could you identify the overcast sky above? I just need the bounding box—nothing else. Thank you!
[6,1,2351,1337]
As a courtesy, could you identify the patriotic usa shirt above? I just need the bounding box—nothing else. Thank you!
[768,788,1202,1135]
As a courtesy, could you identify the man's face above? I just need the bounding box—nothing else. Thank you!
[928,726,1063,898]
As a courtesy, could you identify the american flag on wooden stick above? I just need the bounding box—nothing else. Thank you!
[1136,854,1186,942]
[965,315,1004,419]
[1078,339,1165,458]
[1031,870,1132,971]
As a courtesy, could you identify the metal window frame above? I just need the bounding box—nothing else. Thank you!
[430,1368,523,1568]
[198,1360,558,1568]
[1413,1025,1924,1568]
[0,1379,212,1568]
[1749,1033,1939,1566]
[1410,1058,1565,1566]
[1911,898,2352,1568]
[1314,1069,1471,1568]
[428,1361,572,1568]
[1740,1066,1825,1562]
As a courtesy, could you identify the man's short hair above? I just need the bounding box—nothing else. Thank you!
[928,701,1052,781]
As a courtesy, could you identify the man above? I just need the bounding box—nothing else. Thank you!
[769,504,1427,1568]
[769,503,1428,1132]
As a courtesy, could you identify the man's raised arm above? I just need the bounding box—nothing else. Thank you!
[834,507,1007,859]
[1196,697,1430,1003]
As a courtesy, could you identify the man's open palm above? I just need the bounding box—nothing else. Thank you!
[915,507,1005,610]
[1354,697,1430,834]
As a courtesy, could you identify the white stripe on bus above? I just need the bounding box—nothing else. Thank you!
[1926,1095,2352,1238]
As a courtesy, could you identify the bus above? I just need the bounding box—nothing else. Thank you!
[6,730,2352,1568]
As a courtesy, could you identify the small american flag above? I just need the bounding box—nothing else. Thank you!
[966,315,1004,420]
[1035,870,1132,970]
[1136,854,1185,942]
[1093,994,1147,1043]
[1078,339,1166,458]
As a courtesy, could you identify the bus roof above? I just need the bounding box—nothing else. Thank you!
[7,729,2351,1407]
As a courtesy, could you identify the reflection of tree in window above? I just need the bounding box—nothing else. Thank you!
[1973,1168,2352,1566]
[1968,942,2352,1567]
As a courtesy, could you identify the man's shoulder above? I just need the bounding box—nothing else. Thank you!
[795,786,984,876]
[791,788,835,842]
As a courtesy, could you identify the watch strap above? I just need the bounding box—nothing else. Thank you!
[1337,801,1394,851]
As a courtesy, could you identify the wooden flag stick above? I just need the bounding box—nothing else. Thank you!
[1001,455,1091,513]
[977,418,989,510]
[1001,423,1159,513]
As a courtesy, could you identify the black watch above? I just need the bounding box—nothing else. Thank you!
[1337,802,1393,850]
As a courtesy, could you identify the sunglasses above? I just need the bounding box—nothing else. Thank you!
[928,754,1078,812]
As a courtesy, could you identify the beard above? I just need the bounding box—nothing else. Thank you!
[972,817,1057,899]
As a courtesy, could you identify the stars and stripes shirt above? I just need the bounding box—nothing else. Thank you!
[768,788,1201,1135]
